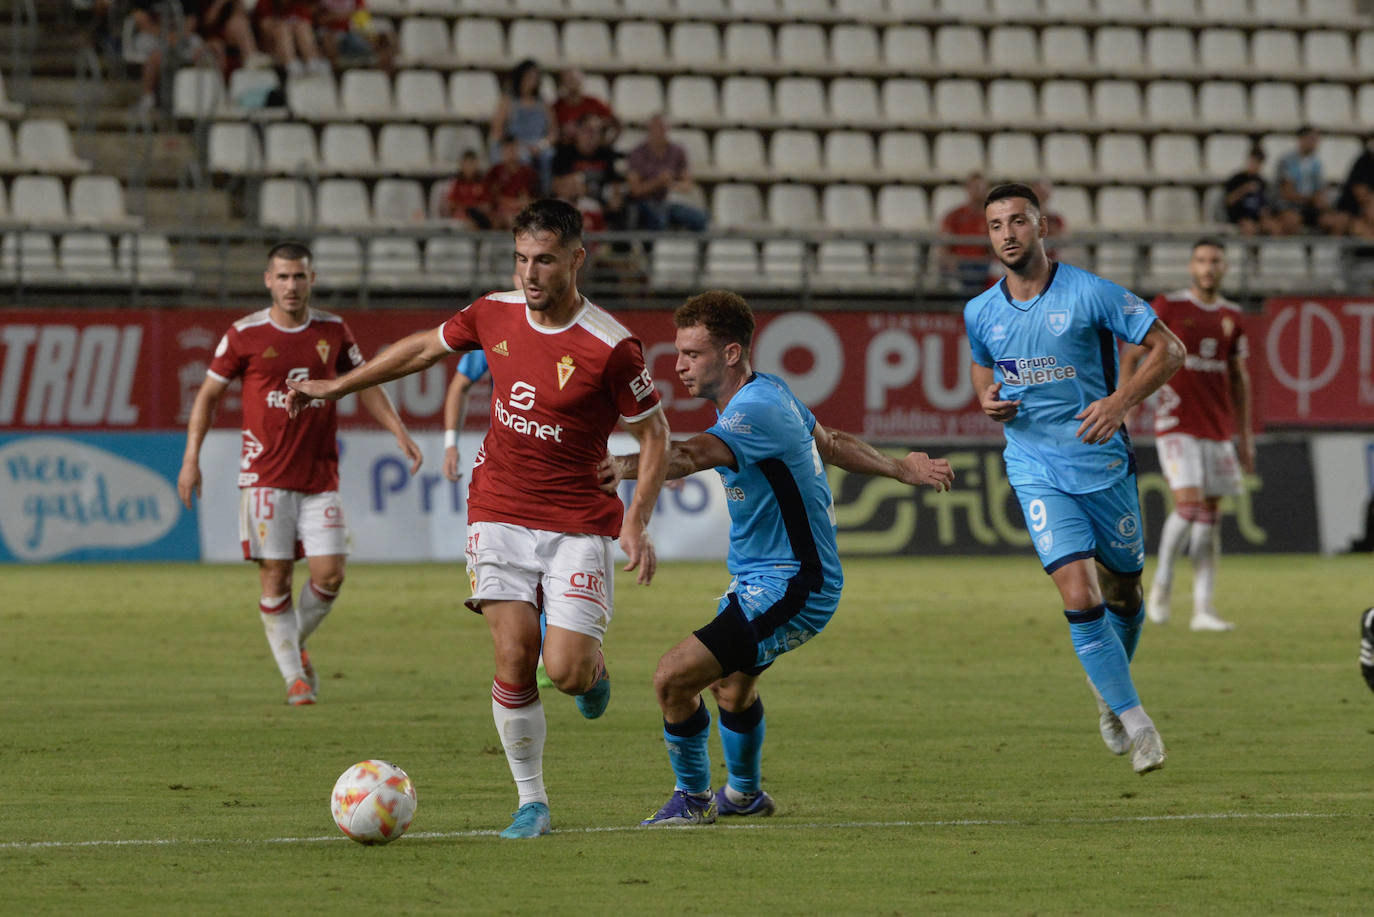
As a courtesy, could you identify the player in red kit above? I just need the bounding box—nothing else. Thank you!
[286,200,670,840]
[1121,239,1254,633]
[178,242,422,705]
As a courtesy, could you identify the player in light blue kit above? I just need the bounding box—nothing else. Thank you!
[964,183,1184,775]
[614,291,954,825]
[441,349,489,483]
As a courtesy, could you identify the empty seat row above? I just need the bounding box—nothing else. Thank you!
[2,232,187,286]
[399,18,1374,80]
[309,233,523,289]
[0,175,140,228]
[208,121,487,177]
[258,177,461,227]
[0,118,91,175]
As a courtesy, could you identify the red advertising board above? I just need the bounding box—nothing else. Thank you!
[0,308,1003,438]
[1254,297,1374,427]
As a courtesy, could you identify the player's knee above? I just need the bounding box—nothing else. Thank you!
[652,658,694,708]
[315,570,344,594]
[1101,575,1142,612]
[709,680,756,712]
[548,655,597,695]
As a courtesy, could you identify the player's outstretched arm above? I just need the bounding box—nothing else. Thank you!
[1076,321,1184,445]
[177,376,229,509]
[619,410,671,586]
[286,327,449,417]
[357,386,423,475]
[812,424,954,492]
[615,431,736,482]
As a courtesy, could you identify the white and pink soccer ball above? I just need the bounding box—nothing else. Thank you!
[330,760,417,845]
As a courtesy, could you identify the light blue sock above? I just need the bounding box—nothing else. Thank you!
[1106,604,1146,662]
[1066,606,1140,715]
[538,611,547,647]
[718,698,766,795]
[663,699,712,795]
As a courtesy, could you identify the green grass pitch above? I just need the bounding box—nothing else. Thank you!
[2,555,1371,914]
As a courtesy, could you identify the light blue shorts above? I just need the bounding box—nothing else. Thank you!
[1013,475,1145,575]
[698,573,841,674]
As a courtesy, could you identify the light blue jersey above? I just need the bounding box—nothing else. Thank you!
[964,262,1158,494]
[705,372,843,605]
[457,349,489,382]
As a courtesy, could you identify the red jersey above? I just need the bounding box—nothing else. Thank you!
[1149,290,1248,440]
[439,290,662,536]
[207,308,365,493]
[445,177,490,214]
[552,94,614,133]
[940,203,988,258]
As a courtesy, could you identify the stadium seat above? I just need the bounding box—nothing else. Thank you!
[321,123,377,175]
[611,74,665,122]
[258,178,313,227]
[451,19,504,68]
[172,66,225,119]
[562,21,614,68]
[1094,242,1141,286]
[408,0,460,13]
[17,119,91,173]
[1042,133,1093,181]
[3,232,60,280]
[286,74,340,120]
[767,129,821,177]
[760,239,806,289]
[10,175,67,223]
[1145,81,1197,129]
[816,241,871,285]
[780,0,833,19]
[118,232,187,286]
[424,235,478,279]
[890,0,939,15]
[766,183,820,228]
[449,71,502,121]
[836,0,888,21]
[934,79,987,127]
[1043,0,1094,17]
[711,182,765,229]
[1303,29,1357,78]
[876,184,930,230]
[1149,186,1202,226]
[990,0,1042,18]
[379,124,435,175]
[824,131,877,177]
[822,184,875,230]
[1150,134,1202,179]
[877,131,931,180]
[1303,84,1355,131]
[615,22,669,68]
[1040,80,1091,125]
[1198,81,1248,127]
[650,237,701,287]
[265,122,320,174]
[1150,0,1200,21]
[0,69,24,117]
[776,77,826,124]
[987,80,1038,128]
[207,122,262,175]
[373,179,426,224]
[667,75,720,125]
[933,26,984,74]
[433,124,485,167]
[675,128,712,173]
[311,235,363,288]
[1250,29,1302,77]
[1253,0,1304,24]
[1307,0,1360,24]
[678,0,729,15]
[670,22,723,68]
[339,69,394,118]
[0,121,16,172]
[1040,26,1091,72]
[1095,133,1150,181]
[395,70,448,119]
[59,232,120,281]
[508,20,559,63]
[933,132,985,178]
[928,183,966,224]
[1051,184,1093,228]
[1198,0,1244,18]
[724,22,775,67]
[831,25,881,71]
[883,26,933,70]
[778,23,828,70]
[881,79,931,123]
[1317,134,1362,187]
[1196,28,1248,76]
[70,175,139,228]
[317,178,372,227]
[721,76,773,122]
[987,26,1040,74]
[366,237,424,287]
[226,67,280,111]
[1251,82,1301,129]
[1357,30,1374,72]
[1096,187,1148,230]
[1256,240,1311,290]
[987,133,1040,178]
[1092,26,1145,74]
[400,17,454,65]
[828,79,882,127]
[1358,86,1374,132]
[1202,133,1250,179]
[1097,0,1148,17]
[623,0,674,13]
[704,239,759,285]
[728,0,780,15]
[1145,27,1197,76]
[1144,241,1194,290]
[715,128,769,176]
[1092,80,1144,127]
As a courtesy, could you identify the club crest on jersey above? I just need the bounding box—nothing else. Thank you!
[995,356,1077,386]
[1036,531,1054,555]
[1045,308,1070,336]
[556,355,575,390]
[316,340,330,364]
[493,340,509,356]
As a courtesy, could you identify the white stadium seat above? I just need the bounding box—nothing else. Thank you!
[379,124,435,174]
[449,71,502,120]
[1150,133,1202,178]
[70,175,139,227]
[878,131,931,180]
[777,24,828,70]
[715,128,769,175]
[321,123,377,175]
[562,21,614,68]
[822,184,875,230]
[669,23,722,67]
[768,129,822,176]
[258,178,313,227]
[721,76,773,122]
[395,70,448,118]
[373,179,426,224]
[775,77,826,123]
[711,182,765,229]
[828,79,882,126]
[881,79,931,123]
[877,184,930,230]
[766,183,820,228]
[933,132,985,177]
[987,132,1040,178]
[265,122,319,174]
[1095,133,1150,181]
[508,20,559,63]
[824,131,877,176]
[339,69,393,118]
[11,175,68,223]
[207,122,262,175]
[317,178,372,227]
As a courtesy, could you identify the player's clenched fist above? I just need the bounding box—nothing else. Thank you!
[979,381,1020,423]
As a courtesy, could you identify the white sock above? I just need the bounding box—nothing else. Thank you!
[296,580,337,644]
[1154,511,1190,594]
[1190,521,1219,614]
[1118,705,1155,739]
[724,785,756,804]
[492,679,547,806]
[259,594,304,684]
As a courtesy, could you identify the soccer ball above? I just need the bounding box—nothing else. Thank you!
[330,760,417,845]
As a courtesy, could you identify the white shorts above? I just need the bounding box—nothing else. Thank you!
[464,521,614,641]
[1155,433,1244,497]
[239,488,350,561]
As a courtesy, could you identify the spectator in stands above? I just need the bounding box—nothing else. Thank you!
[122,0,192,114]
[485,135,540,230]
[552,68,619,146]
[254,0,329,77]
[1274,126,1340,235]
[552,113,624,228]
[189,0,269,72]
[437,149,493,229]
[1223,146,1283,236]
[316,0,395,74]
[1333,134,1374,238]
[938,171,994,294]
[489,59,557,194]
[625,114,709,232]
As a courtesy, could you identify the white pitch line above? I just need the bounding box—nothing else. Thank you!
[0,811,1354,852]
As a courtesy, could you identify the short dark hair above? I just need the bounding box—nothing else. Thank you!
[984,182,1040,212]
[674,290,756,353]
[512,198,583,248]
[509,58,541,96]
[266,241,312,264]
[1193,237,1227,253]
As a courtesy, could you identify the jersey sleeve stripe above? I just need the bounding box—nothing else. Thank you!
[436,323,457,353]
[619,400,664,425]
[206,369,232,384]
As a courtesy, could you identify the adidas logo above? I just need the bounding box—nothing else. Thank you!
[493,340,509,356]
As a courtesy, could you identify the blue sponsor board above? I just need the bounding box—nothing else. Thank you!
[0,433,200,562]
